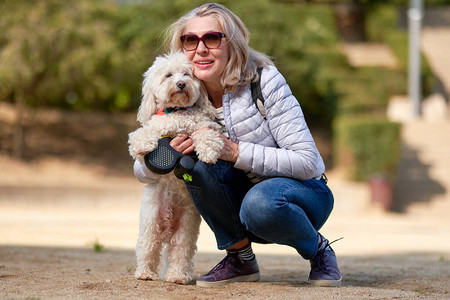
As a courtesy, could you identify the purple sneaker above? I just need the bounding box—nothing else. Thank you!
[308,240,342,287]
[196,252,260,287]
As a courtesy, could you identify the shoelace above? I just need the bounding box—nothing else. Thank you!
[314,251,327,270]
[209,253,241,273]
[314,237,344,271]
[329,237,344,246]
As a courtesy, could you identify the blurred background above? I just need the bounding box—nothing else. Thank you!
[1,0,449,257]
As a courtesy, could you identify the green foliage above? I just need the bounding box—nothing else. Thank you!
[0,0,131,111]
[226,0,343,127]
[412,289,427,295]
[335,67,407,116]
[110,0,207,109]
[92,239,105,253]
[365,3,398,43]
[365,3,435,96]
[126,266,134,273]
[334,117,401,181]
[277,0,450,4]
[0,0,344,126]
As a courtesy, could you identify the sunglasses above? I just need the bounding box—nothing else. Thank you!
[180,32,226,51]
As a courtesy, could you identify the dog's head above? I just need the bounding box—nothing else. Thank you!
[137,51,211,124]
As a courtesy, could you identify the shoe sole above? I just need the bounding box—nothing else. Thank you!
[196,272,260,288]
[308,276,342,287]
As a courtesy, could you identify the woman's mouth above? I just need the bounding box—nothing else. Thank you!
[195,60,214,69]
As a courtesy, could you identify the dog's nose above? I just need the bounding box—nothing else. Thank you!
[176,81,186,90]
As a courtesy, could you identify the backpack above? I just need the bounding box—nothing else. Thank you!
[250,67,266,118]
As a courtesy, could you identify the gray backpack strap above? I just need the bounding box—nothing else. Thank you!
[250,67,266,118]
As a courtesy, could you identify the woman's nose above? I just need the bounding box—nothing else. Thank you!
[196,40,209,53]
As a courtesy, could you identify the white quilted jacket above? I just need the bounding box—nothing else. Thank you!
[224,65,325,180]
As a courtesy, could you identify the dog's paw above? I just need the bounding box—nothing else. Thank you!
[135,270,160,281]
[164,272,192,285]
[129,140,158,161]
[196,150,220,164]
[128,127,160,160]
[128,147,142,161]
[192,131,224,164]
[142,140,158,154]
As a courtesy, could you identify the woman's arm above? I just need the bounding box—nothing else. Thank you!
[133,160,159,184]
[234,66,325,180]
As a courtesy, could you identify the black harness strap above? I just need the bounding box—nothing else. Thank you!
[250,67,266,118]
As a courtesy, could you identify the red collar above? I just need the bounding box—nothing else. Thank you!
[156,106,192,115]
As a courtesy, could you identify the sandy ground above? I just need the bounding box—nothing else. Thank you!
[1,156,449,299]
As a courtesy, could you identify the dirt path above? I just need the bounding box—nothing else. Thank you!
[1,157,449,299]
[1,245,448,299]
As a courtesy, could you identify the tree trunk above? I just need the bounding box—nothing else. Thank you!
[13,93,26,159]
[334,1,366,42]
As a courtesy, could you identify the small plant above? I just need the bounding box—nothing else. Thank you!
[126,266,134,273]
[92,239,105,253]
[413,289,427,295]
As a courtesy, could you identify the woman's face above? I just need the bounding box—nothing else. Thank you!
[182,16,230,87]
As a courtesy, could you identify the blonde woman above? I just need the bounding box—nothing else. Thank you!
[134,3,341,288]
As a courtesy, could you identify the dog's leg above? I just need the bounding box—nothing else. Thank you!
[135,184,163,281]
[164,204,202,284]
[128,126,160,161]
[191,129,224,164]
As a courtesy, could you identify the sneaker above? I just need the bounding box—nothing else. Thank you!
[196,252,260,287]
[308,240,342,287]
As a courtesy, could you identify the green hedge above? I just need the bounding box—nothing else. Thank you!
[365,3,435,97]
[334,117,401,181]
[334,67,407,116]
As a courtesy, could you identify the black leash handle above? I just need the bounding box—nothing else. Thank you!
[144,137,196,181]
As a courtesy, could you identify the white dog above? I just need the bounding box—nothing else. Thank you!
[128,51,223,284]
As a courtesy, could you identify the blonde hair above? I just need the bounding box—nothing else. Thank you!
[166,3,273,93]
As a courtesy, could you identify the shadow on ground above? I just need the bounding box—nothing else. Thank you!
[392,144,446,212]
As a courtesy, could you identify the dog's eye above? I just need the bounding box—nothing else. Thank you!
[183,72,190,77]
[165,73,172,78]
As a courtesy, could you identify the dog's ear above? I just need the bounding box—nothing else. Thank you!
[137,66,158,124]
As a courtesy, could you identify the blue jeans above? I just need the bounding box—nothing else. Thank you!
[185,160,334,260]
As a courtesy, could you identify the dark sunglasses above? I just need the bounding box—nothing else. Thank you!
[180,32,226,51]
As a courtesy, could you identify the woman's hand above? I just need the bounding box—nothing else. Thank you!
[170,133,194,155]
[170,130,239,163]
[218,134,239,162]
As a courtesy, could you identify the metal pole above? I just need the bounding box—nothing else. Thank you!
[408,0,423,118]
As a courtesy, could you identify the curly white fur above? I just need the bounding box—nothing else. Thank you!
[128,51,223,284]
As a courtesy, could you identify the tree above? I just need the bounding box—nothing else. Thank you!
[0,0,123,158]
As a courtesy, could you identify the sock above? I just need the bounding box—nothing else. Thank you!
[227,243,256,262]
[318,233,330,252]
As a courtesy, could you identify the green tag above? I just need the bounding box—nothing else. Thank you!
[183,173,193,182]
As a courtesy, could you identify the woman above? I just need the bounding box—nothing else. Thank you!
[134,3,341,288]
